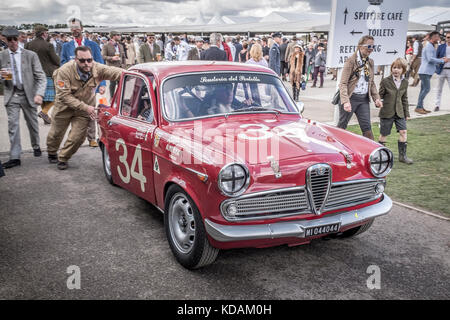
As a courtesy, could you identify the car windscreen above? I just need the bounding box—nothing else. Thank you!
[162,72,298,121]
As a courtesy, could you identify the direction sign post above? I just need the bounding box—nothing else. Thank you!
[327,0,410,68]
[327,0,410,124]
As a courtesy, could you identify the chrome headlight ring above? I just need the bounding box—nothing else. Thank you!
[217,163,250,197]
[369,147,394,178]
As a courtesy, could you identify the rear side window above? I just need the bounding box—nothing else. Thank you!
[120,75,154,123]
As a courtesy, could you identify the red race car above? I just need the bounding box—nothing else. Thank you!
[97,61,393,269]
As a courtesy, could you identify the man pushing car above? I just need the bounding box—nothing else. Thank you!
[46,46,123,170]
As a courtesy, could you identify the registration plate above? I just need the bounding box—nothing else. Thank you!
[305,223,340,237]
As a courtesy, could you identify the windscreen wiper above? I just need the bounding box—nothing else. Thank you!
[231,107,281,114]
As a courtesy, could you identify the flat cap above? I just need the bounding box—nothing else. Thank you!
[34,25,48,33]
[272,32,282,38]
[2,28,19,37]
[146,32,155,37]
[110,31,120,37]
[195,36,204,42]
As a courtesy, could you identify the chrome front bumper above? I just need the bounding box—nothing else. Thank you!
[205,194,392,242]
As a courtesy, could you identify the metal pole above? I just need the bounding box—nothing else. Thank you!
[383,65,391,78]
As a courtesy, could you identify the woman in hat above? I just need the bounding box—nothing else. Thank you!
[289,44,304,101]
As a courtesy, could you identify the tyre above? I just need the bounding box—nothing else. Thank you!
[164,185,219,269]
[337,218,374,239]
[101,143,114,185]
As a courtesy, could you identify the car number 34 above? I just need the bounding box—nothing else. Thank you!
[115,138,147,192]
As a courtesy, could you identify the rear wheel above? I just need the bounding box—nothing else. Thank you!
[165,185,219,269]
[101,143,114,185]
[337,219,374,239]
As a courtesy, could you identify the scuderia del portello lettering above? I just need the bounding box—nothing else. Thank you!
[177,304,272,317]
[199,75,261,83]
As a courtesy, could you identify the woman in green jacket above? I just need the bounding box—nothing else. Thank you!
[378,58,413,164]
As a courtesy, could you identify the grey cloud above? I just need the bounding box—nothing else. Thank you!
[1,0,450,27]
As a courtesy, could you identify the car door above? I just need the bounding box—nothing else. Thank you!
[108,72,157,204]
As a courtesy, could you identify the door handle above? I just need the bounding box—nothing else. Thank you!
[107,120,118,127]
[104,111,111,117]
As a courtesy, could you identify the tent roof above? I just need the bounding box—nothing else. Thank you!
[76,19,432,35]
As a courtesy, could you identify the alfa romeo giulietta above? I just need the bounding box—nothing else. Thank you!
[97,61,393,269]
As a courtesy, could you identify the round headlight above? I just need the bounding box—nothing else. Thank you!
[369,148,393,177]
[218,163,250,197]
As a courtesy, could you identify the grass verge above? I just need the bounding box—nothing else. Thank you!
[347,114,450,217]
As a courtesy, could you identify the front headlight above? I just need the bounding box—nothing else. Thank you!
[218,163,250,197]
[369,147,393,177]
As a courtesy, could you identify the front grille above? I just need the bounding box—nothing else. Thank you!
[221,187,309,221]
[306,164,332,215]
[324,180,383,212]
[220,163,385,221]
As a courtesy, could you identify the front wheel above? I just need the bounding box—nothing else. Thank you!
[336,219,374,239]
[101,143,114,185]
[164,185,219,269]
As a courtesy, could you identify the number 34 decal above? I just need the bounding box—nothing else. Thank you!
[115,138,147,192]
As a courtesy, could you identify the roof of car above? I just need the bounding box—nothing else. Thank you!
[129,61,275,80]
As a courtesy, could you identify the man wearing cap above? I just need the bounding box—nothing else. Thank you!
[0,28,46,169]
[137,33,161,63]
[188,37,204,60]
[102,31,125,98]
[269,33,282,76]
[47,46,123,170]
[25,25,60,125]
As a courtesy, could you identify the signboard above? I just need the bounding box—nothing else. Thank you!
[327,0,410,68]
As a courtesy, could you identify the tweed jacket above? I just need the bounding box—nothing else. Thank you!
[0,48,46,107]
[101,42,126,68]
[187,47,202,60]
[25,37,60,77]
[338,52,380,105]
[378,75,410,119]
[137,42,161,63]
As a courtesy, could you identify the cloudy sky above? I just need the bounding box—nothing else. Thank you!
[1,0,450,26]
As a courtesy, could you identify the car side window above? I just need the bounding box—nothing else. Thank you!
[121,75,154,123]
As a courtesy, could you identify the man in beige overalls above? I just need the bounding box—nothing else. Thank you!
[47,46,123,170]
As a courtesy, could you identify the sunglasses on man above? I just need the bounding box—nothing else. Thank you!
[6,37,18,42]
[362,44,376,49]
[77,58,93,63]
